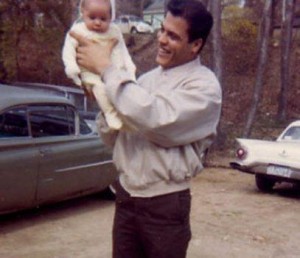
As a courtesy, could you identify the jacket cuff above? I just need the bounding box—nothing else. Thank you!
[102,65,135,96]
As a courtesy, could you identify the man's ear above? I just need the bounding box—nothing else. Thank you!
[191,38,203,54]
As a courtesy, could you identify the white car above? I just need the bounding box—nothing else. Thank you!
[230,121,300,192]
[114,15,154,34]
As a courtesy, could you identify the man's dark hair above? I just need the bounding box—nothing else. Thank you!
[166,0,213,50]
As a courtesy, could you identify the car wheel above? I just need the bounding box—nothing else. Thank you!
[131,27,138,34]
[255,174,275,192]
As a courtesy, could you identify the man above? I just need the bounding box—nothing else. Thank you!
[71,0,222,257]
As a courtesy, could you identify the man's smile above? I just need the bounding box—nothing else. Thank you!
[157,46,171,57]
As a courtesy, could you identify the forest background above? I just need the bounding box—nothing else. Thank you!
[0,0,299,155]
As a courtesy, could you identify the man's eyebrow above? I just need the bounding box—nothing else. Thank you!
[168,29,182,40]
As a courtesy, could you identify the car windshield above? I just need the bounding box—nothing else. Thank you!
[282,126,300,140]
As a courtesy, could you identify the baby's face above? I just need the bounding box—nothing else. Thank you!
[82,0,111,33]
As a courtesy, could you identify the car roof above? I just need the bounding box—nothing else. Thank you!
[284,120,300,131]
[0,84,73,110]
[13,82,84,96]
[287,120,300,127]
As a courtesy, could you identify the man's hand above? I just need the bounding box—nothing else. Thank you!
[69,31,118,75]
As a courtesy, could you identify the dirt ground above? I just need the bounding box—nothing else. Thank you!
[1,161,300,258]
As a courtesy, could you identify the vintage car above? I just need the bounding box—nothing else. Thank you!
[230,121,300,192]
[12,82,100,134]
[0,84,118,215]
[114,15,154,34]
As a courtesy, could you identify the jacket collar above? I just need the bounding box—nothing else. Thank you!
[158,57,201,75]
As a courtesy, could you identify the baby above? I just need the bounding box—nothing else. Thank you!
[62,0,136,130]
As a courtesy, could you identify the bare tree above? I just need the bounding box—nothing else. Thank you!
[277,0,295,121]
[34,0,75,32]
[209,0,223,84]
[116,0,144,17]
[243,0,273,137]
[222,0,241,8]
[0,0,32,81]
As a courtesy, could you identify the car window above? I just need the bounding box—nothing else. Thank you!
[282,126,300,140]
[29,105,75,137]
[79,116,92,135]
[0,107,29,138]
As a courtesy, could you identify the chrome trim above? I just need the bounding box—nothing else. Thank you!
[55,160,113,173]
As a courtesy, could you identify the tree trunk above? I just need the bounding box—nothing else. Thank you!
[138,0,144,17]
[243,0,273,137]
[207,0,224,149]
[209,0,223,84]
[111,0,116,20]
[277,0,295,121]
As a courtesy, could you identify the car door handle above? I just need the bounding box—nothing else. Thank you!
[39,148,52,157]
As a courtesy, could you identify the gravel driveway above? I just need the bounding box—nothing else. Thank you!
[1,167,300,258]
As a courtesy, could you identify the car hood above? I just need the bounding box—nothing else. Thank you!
[235,138,300,169]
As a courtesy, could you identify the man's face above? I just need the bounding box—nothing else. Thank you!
[156,12,202,69]
[82,0,111,33]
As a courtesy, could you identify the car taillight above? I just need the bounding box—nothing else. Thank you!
[236,147,247,160]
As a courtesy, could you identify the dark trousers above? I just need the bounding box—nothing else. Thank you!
[112,181,191,258]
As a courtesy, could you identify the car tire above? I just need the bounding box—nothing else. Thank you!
[130,27,138,34]
[255,174,275,192]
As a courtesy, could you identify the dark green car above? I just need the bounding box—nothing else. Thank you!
[0,84,118,215]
